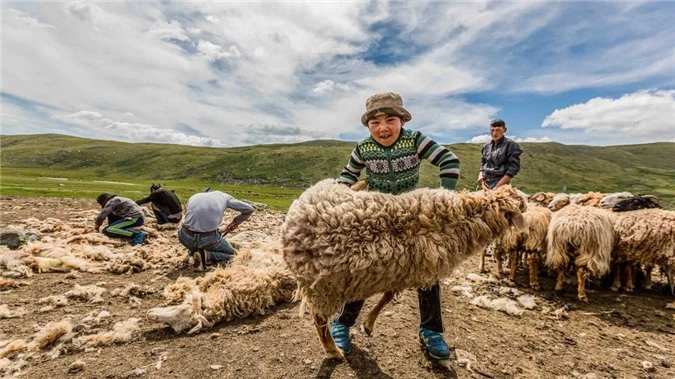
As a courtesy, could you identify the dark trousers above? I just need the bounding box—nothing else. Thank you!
[151,205,180,225]
[335,283,444,333]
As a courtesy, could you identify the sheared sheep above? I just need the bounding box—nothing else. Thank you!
[280,179,527,360]
[146,248,296,333]
[610,208,675,294]
[545,205,615,302]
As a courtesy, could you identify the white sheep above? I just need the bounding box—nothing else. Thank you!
[497,205,552,290]
[280,179,527,360]
[545,204,615,302]
[610,208,675,294]
[146,248,297,333]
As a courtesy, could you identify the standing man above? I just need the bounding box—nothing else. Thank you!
[478,119,522,190]
[335,91,460,361]
[136,184,183,225]
[178,190,255,268]
[95,193,148,246]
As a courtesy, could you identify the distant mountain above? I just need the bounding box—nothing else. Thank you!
[2,134,673,208]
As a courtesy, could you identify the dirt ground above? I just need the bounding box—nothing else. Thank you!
[1,195,674,379]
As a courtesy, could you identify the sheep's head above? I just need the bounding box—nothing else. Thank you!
[528,192,552,207]
[548,193,570,211]
[491,186,528,233]
[598,192,635,208]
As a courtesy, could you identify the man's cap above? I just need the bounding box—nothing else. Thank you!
[150,183,161,192]
[361,92,412,126]
[490,119,506,127]
[96,193,116,207]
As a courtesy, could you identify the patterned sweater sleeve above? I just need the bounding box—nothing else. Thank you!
[415,132,460,190]
[338,145,366,185]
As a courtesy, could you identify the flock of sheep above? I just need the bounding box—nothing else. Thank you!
[280,181,673,358]
[0,181,673,371]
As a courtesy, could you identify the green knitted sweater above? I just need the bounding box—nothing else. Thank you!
[339,129,460,194]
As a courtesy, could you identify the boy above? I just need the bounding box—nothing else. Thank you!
[95,193,148,246]
[335,91,460,360]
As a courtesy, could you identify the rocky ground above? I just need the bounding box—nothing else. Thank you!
[1,195,674,379]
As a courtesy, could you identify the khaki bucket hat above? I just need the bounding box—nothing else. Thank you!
[361,92,412,126]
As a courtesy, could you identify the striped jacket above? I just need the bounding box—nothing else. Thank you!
[338,129,460,194]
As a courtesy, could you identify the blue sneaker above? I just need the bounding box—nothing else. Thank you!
[419,328,451,360]
[330,321,352,354]
[131,231,148,246]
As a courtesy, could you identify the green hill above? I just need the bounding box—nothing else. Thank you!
[1,134,673,210]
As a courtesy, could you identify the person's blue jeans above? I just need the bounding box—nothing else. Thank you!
[485,177,500,189]
[177,228,235,263]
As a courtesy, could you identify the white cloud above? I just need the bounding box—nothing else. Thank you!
[542,89,675,143]
[197,40,241,61]
[147,20,191,42]
[466,134,553,144]
[53,111,226,147]
[2,2,673,148]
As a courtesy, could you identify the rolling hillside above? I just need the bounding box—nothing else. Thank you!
[1,134,673,209]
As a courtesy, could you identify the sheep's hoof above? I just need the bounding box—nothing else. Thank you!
[578,296,588,303]
[530,283,540,291]
[554,286,564,292]
[609,285,619,292]
[644,284,652,290]
[325,350,346,362]
[624,287,634,293]
[362,323,374,337]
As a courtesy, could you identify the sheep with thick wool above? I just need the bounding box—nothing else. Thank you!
[545,204,615,302]
[281,179,527,360]
[610,208,675,294]
[495,205,552,289]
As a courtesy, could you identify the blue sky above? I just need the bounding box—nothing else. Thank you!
[1,1,674,147]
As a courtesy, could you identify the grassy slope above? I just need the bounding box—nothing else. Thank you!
[1,134,673,209]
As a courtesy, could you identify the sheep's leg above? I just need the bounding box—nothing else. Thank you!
[520,251,528,269]
[528,252,540,290]
[555,269,565,292]
[666,268,674,296]
[496,247,505,277]
[478,248,487,273]
[644,265,653,290]
[577,266,589,302]
[624,264,634,292]
[363,291,395,336]
[313,313,345,361]
[610,263,622,292]
[508,251,518,282]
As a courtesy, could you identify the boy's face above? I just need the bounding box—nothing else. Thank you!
[367,113,403,147]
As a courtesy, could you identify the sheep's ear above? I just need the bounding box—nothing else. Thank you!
[509,211,528,233]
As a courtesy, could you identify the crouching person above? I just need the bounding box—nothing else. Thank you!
[178,190,254,269]
[136,184,183,225]
[95,193,148,246]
